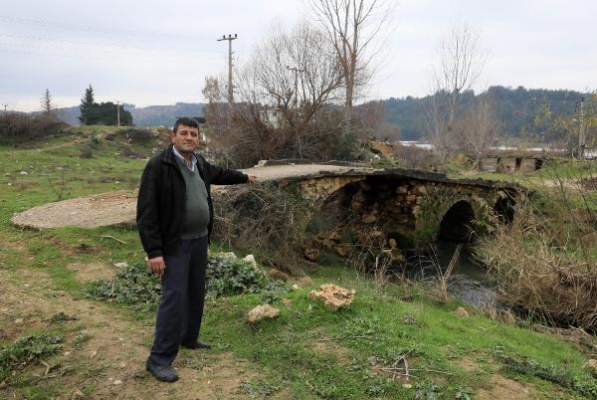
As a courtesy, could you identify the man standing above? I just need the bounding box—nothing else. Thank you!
[137,117,255,382]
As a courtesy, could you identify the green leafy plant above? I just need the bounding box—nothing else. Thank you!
[206,254,269,299]
[86,261,161,311]
[86,254,274,309]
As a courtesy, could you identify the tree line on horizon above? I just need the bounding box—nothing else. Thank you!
[19,84,595,146]
[381,85,592,141]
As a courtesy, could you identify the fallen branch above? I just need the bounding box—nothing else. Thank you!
[100,235,127,245]
[380,366,454,376]
[40,360,51,375]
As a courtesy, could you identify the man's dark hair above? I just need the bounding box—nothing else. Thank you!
[173,117,199,134]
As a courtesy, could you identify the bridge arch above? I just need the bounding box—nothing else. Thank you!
[437,200,476,243]
[269,167,525,253]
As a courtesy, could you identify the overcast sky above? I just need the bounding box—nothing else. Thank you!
[1,0,595,112]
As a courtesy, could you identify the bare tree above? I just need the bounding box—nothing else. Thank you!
[425,22,488,164]
[307,0,397,135]
[452,96,501,168]
[202,22,345,166]
[353,100,394,141]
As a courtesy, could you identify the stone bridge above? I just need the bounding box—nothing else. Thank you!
[248,162,525,248]
[11,162,526,251]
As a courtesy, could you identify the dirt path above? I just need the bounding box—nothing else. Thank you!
[0,258,275,399]
[10,164,373,230]
[4,163,370,398]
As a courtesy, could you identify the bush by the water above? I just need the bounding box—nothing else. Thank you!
[475,167,597,332]
[87,254,273,310]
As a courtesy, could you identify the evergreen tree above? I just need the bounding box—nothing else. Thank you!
[40,89,52,116]
[79,85,95,125]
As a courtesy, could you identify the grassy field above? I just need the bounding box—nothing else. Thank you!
[1,127,597,399]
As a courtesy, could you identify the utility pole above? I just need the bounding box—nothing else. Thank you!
[217,34,237,104]
[286,66,304,109]
[116,100,121,127]
[2,103,7,113]
[579,97,585,160]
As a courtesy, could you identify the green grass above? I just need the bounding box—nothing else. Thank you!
[1,129,596,399]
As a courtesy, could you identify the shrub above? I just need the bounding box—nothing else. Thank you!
[0,112,68,145]
[120,128,154,143]
[87,255,274,310]
[475,168,597,331]
[86,261,161,311]
[206,253,268,299]
[212,183,312,275]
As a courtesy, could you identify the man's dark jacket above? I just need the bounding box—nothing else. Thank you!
[136,144,249,259]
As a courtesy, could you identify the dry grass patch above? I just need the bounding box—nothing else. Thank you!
[67,261,117,283]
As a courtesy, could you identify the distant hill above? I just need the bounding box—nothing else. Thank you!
[52,86,590,141]
[55,102,205,127]
[379,86,588,140]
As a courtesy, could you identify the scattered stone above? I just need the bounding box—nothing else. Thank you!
[113,380,123,385]
[19,171,28,175]
[113,262,128,268]
[308,284,355,311]
[334,244,351,257]
[361,214,377,224]
[90,350,98,358]
[282,299,292,306]
[14,318,24,325]
[248,304,280,324]
[72,389,85,398]
[294,276,313,288]
[328,231,341,241]
[268,269,288,281]
[582,359,597,375]
[104,132,117,140]
[304,248,320,261]
[453,307,469,317]
[243,254,257,267]
[500,309,516,324]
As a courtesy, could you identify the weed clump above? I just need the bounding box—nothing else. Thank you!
[86,261,161,311]
[475,164,597,332]
[0,334,63,382]
[87,255,275,310]
[206,253,268,299]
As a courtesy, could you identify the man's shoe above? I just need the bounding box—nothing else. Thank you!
[146,359,179,382]
[181,341,211,350]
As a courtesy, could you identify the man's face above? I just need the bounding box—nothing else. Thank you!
[171,124,200,155]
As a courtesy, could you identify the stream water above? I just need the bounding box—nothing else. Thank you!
[405,241,498,309]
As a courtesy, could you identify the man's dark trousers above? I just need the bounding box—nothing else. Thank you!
[149,236,208,366]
